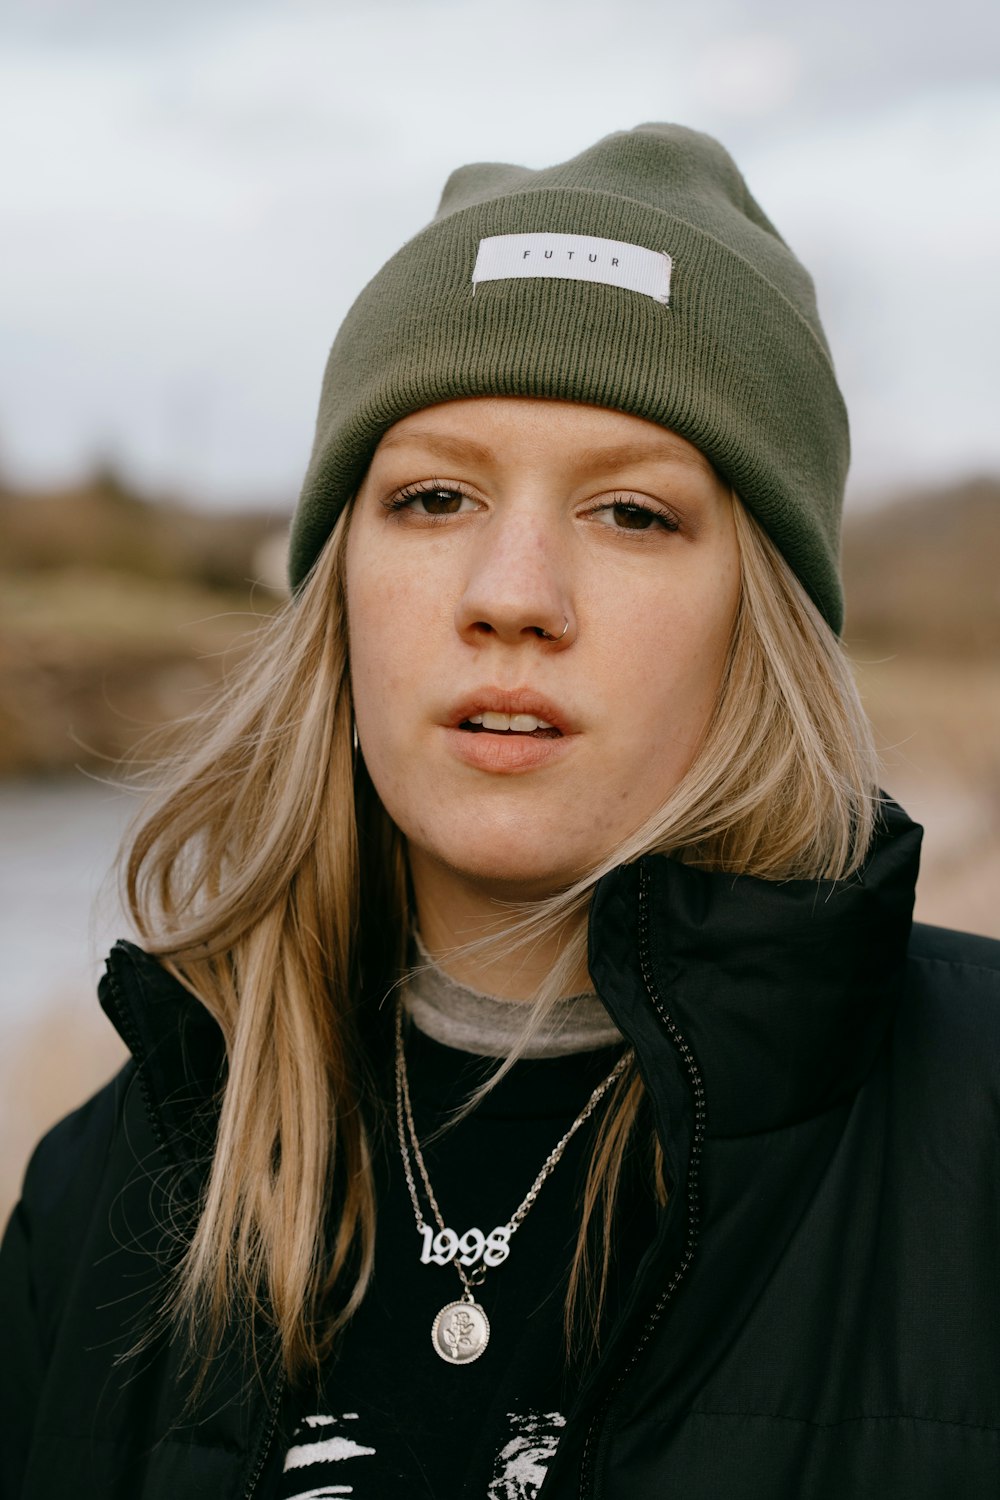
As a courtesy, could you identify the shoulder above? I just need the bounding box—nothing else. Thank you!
[5,1065,140,1286]
[0,1063,142,1381]
[17,1063,138,1224]
[907,919,1000,982]
[891,921,1000,1118]
[904,920,1000,1019]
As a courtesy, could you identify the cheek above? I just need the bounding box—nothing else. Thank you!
[348,565,401,686]
[348,570,412,748]
[345,540,448,798]
[611,564,738,771]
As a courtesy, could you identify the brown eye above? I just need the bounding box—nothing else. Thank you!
[611,503,656,530]
[391,485,476,517]
[592,499,679,533]
[417,488,465,515]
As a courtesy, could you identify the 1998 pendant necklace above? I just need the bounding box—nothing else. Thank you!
[394,997,629,1365]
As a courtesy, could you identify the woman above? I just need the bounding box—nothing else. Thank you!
[3,123,998,1499]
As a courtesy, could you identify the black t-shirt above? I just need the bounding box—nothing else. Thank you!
[275,1021,650,1499]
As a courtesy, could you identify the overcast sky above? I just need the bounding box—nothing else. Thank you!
[2,0,998,512]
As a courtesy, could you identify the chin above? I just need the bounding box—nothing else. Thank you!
[436,836,591,901]
[386,788,611,898]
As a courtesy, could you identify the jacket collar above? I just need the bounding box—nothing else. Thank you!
[101,801,922,1159]
[588,798,922,1141]
[99,939,225,1190]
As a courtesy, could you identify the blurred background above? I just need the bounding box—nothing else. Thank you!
[2,0,998,1223]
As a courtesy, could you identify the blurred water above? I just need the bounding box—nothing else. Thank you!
[0,776,139,1026]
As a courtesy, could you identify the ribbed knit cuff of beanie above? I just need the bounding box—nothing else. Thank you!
[288,123,849,633]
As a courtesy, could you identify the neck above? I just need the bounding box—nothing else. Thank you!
[408,848,591,1001]
[405,932,621,1056]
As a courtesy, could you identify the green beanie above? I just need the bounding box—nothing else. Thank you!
[290,123,849,631]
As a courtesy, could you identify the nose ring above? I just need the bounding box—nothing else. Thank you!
[538,617,570,642]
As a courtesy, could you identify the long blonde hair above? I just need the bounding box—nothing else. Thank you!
[122,493,879,1380]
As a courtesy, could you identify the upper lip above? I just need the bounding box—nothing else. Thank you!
[444,688,576,734]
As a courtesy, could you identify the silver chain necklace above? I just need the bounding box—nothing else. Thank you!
[394,996,629,1365]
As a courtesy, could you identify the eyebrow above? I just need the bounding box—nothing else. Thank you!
[376,429,709,474]
[377,432,495,466]
[564,439,709,474]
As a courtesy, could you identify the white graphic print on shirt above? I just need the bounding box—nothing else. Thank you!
[281,1408,565,1498]
[487,1411,567,1500]
[282,1411,375,1498]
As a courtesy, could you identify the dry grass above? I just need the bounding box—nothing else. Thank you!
[853,654,1000,938]
[0,570,277,776]
[1,1003,129,1231]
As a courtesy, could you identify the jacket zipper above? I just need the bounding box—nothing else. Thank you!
[577,863,708,1499]
[243,1373,286,1499]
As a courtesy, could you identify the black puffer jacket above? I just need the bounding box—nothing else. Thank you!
[4,801,1000,1498]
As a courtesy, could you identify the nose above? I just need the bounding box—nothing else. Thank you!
[454,509,574,647]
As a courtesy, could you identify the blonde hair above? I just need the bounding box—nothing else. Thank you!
[122,495,880,1380]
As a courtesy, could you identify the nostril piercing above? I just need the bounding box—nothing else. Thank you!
[538,618,570,642]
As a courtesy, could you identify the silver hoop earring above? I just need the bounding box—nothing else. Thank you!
[539,617,570,642]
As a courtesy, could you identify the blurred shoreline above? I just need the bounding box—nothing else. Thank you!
[0,464,287,778]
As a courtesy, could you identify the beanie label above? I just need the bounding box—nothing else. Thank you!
[472,233,672,305]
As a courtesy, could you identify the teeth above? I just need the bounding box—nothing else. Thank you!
[474,711,555,732]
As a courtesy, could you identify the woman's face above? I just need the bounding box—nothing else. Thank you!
[345,397,740,902]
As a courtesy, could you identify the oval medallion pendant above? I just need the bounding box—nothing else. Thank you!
[431,1299,490,1364]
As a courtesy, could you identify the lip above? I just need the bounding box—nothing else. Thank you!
[441,686,579,776]
[444,687,576,735]
[442,724,576,774]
